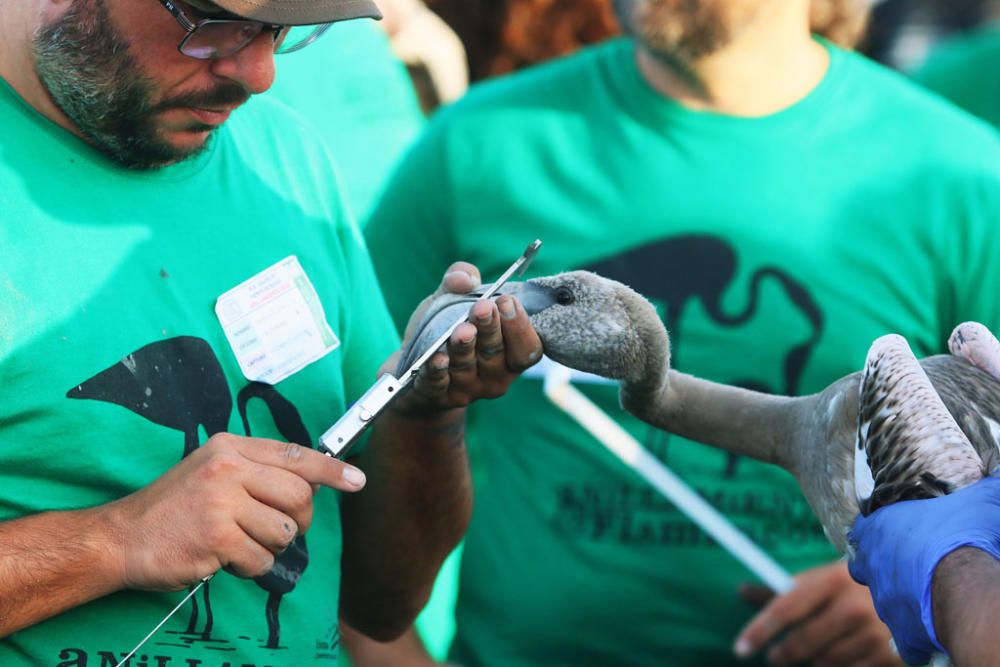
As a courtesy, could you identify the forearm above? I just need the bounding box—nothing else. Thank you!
[342,622,439,667]
[932,547,1000,665]
[339,407,471,640]
[0,506,124,637]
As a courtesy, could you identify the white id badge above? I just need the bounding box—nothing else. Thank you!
[215,256,340,385]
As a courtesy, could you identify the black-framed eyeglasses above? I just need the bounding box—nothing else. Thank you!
[158,0,331,59]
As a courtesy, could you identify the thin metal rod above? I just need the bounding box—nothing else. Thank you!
[116,574,213,667]
[543,365,795,594]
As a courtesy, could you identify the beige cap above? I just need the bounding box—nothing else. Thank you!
[213,0,382,25]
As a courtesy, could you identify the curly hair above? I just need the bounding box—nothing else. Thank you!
[427,0,621,81]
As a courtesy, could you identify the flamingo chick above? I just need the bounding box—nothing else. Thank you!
[403,272,1000,554]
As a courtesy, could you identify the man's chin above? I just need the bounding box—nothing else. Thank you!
[631,1,732,63]
[150,131,214,168]
[149,122,218,155]
[99,128,215,171]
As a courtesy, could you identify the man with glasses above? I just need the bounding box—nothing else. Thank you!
[0,0,541,664]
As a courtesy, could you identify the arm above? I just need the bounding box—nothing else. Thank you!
[342,623,444,667]
[340,264,543,640]
[339,407,471,640]
[0,436,366,637]
[0,508,122,636]
[848,475,1000,665]
[733,561,900,667]
[933,547,1000,665]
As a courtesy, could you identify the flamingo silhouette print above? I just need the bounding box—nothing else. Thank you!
[67,336,230,642]
[68,336,314,650]
[584,235,823,476]
[237,382,313,649]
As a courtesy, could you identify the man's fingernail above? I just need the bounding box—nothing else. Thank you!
[445,270,474,286]
[498,298,516,319]
[428,352,449,372]
[734,638,753,658]
[528,348,542,363]
[342,466,366,487]
[475,310,494,326]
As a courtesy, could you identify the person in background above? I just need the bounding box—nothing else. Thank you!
[0,0,542,663]
[864,0,995,68]
[374,0,469,112]
[358,0,1000,664]
[428,0,620,83]
[267,18,426,223]
[909,0,1000,130]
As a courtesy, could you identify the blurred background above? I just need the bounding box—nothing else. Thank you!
[865,0,999,67]
[275,0,1000,661]
[374,0,997,659]
[383,0,1000,113]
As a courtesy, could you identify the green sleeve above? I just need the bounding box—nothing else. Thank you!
[364,119,460,334]
[911,50,968,104]
[910,28,1000,129]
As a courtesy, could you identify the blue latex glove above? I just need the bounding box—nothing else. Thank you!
[848,475,1000,665]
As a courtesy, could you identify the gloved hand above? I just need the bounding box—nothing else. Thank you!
[848,475,1000,665]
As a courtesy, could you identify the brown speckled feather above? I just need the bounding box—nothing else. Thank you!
[856,335,985,517]
[437,274,1000,558]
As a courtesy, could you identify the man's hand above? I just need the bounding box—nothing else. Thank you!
[848,475,1000,665]
[734,561,900,666]
[340,262,541,640]
[388,261,543,414]
[107,434,366,591]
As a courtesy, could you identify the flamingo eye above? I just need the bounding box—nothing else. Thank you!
[555,286,575,306]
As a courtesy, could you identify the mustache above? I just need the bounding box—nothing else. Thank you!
[153,82,251,112]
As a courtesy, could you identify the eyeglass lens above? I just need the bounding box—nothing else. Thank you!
[180,21,326,59]
[275,25,330,54]
[181,20,264,58]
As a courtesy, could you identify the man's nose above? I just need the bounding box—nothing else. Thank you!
[208,30,277,95]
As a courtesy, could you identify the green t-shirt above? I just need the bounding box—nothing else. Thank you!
[912,23,1000,130]
[269,24,450,664]
[0,80,399,666]
[365,38,1000,667]
[268,20,425,225]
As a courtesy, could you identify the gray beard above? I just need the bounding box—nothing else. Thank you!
[613,0,734,62]
[33,0,210,170]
